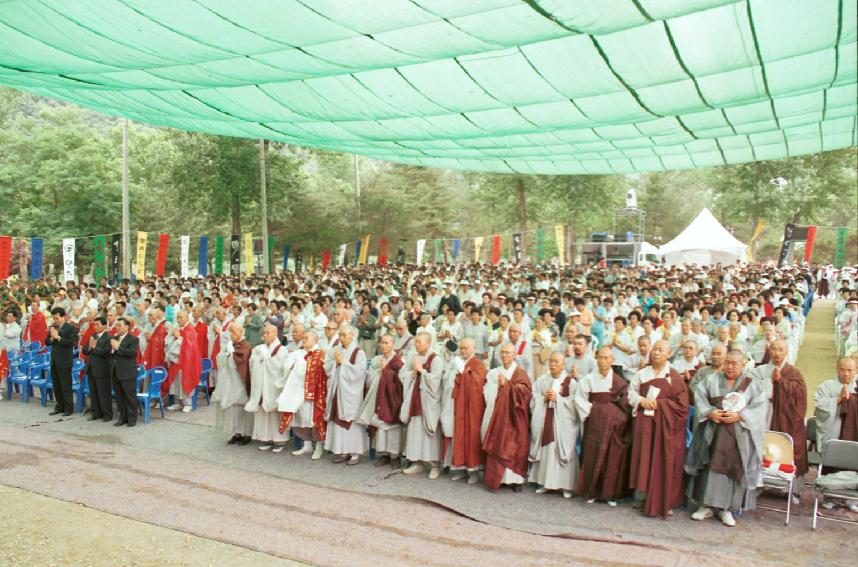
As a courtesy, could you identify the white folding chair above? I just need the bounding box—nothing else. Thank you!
[760,431,797,525]
[812,439,858,530]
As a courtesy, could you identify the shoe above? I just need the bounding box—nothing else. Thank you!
[49,410,62,416]
[586,498,596,504]
[332,454,350,464]
[428,467,441,480]
[167,403,181,411]
[63,412,73,417]
[113,421,127,427]
[272,445,285,453]
[535,487,547,494]
[374,455,391,467]
[346,456,360,466]
[821,499,836,510]
[631,500,644,510]
[563,491,573,499]
[467,472,480,485]
[102,417,112,423]
[450,471,467,481]
[791,494,800,505]
[607,500,618,507]
[238,436,252,446]
[87,416,100,421]
[126,422,136,428]
[402,463,423,475]
[848,503,858,514]
[718,510,736,527]
[258,444,273,451]
[511,484,523,493]
[228,434,241,445]
[182,405,192,413]
[311,444,325,460]
[691,507,713,521]
[292,443,314,456]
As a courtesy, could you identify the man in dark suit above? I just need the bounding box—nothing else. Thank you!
[46,307,78,417]
[82,316,113,422]
[111,317,140,427]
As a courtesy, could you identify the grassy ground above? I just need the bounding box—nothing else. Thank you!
[795,298,838,417]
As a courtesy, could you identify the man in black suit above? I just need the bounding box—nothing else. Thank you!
[110,317,139,427]
[46,307,78,417]
[82,316,113,422]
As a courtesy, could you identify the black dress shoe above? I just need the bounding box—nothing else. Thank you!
[49,410,63,416]
[63,412,73,417]
[87,416,100,421]
[227,434,241,445]
[102,417,113,423]
[113,421,127,427]
[511,484,523,493]
[126,422,136,428]
[237,436,252,446]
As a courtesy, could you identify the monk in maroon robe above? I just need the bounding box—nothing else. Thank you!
[143,309,168,369]
[762,340,808,478]
[482,342,532,491]
[629,340,690,517]
[451,338,487,480]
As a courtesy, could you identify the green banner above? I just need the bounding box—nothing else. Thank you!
[834,227,848,268]
[434,239,442,263]
[535,228,545,262]
[214,236,224,274]
[267,235,274,273]
[93,235,107,281]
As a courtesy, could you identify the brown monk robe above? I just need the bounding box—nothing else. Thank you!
[482,343,532,491]
[452,347,488,472]
[575,348,632,502]
[629,340,690,517]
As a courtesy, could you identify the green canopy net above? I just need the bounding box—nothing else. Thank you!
[0,0,855,173]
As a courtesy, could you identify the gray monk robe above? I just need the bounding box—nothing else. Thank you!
[211,339,253,437]
[400,352,444,463]
[528,371,580,491]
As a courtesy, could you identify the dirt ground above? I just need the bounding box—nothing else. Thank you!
[0,485,303,567]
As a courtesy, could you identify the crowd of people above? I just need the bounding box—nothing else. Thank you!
[1,260,857,526]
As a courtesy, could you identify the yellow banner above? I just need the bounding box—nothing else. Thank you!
[554,224,565,265]
[359,234,371,264]
[244,232,254,275]
[308,254,315,272]
[135,231,147,277]
[474,236,484,261]
[747,221,765,261]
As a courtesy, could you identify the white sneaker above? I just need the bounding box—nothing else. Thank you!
[535,487,547,494]
[718,510,736,527]
[428,467,441,480]
[272,445,285,453]
[607,500,617,507]
[467,472,480,485]
[181,405,192,413]
[450,471,467,481]
[821,499,836,510]
[586,498,596,504]
[562,491,572,499]
[848,502,858,514]
[311,443,325,460]
[402,463,423,475]
[167,403,182,411]
[258,444,273,451]
[292,443,314,456]
[691,507,713,521]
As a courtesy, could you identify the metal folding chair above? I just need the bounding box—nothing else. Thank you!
[760,431,796,525]
[812,439,858,530]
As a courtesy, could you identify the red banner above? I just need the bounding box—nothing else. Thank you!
[156,233,169,276]
[0,236,11,280]
[491,235,501,265]
[804,225,817,262]
[378,237,388,265]
[321,249,331,270]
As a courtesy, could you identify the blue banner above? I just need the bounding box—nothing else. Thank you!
[452,239,460,260]
[198,236,208,276]
[354,240,361,267]
[282,244,290,271]
[30,238,43,280]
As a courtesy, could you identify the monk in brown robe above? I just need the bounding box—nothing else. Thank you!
[575,347,632,505]
[629,339,690,517]
[450,338,487,484]
[481,341,532,492]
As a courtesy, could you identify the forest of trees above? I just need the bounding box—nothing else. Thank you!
[1,86,855,272]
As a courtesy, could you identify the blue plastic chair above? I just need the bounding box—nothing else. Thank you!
[6,352,34,401]
[137,367,168,424]
[71,358,86,413]
[28,341,43,353]
[29,362,53,407]
[191,358,213,410]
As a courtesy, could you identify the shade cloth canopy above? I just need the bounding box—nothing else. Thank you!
[0,0,855,174]
[659,207,748,266]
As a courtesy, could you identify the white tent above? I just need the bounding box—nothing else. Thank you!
[659,208,747,266]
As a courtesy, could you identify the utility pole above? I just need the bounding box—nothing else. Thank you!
[353,154,361,234]
[121,119,131,277]
[259,139,270,274]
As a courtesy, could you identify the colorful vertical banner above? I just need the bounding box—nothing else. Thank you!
[62,238,76,282]
[294,250,303,273]
[93,235,107,281]
[0,236,11,281]
[491,235,501,265]
[198,236,209,276]
[267,235,274,273]
[135,231,148,277]
[746,221,765,261]
[308,254,315,272]
[180,235,190,278]
[282,244,290,271]
[416,239,426,265]
[229,234,240,275]
[378,237,388,266]
[214,236,224,275]
[243,233,253,275]
[434,239,442,263]
[322,249,332,270]
[30,238,43,280]
[155,233,169,277]
[352,240,360,267]
[803,226,817,263]
[777,224,797,267]
[110,233,121,281]
[474,237,484,262]
[834,227,848,268]
[535,228,545,262]
[512,233,522,263]
[337,244,346,266]
[452,239,460,261]
[360,234,371,265]
[554,224,565,265]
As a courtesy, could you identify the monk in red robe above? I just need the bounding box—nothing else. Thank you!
[450,338,487,484]
[164,310,202,412]
[78,314,97,362]
[23,303,48,345]
[143,308,168,370]
[482,342,532,492]
[191,307,210,366]
[629,339,690,517]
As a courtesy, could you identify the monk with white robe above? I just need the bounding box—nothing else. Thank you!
[211,322,253,445]
[401,332,445,479]
[481,341,532,492]
[687,350,767,526]
[324,325,368,465]
[447,338,487,484]
[164,310,202,413]
[814,357,858,512]
[529,351,579,498]
[357,333,404,467]
[208,307,233,386]
[277,330,328,460]
[575,347,632,506]
[245,324,290,452]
